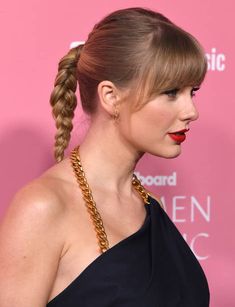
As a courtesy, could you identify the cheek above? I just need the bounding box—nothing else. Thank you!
[121,107,174,140]
[152,109,172,125]
[138,106,176,130]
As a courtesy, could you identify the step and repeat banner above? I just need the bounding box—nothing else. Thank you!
[0,1,234,306]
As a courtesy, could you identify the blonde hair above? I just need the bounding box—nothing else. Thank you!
[50,7,207,162]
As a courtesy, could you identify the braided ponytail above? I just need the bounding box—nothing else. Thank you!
[50,44,83,162]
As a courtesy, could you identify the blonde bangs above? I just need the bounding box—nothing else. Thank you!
[131,23,207,108]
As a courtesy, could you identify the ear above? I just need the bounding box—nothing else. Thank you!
[97,80,121,116]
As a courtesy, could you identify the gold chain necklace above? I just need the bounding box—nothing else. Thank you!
[70,146,150,254]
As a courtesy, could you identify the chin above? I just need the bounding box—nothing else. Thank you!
[140,143,182,159]
[157,146,182,159]
[164,152,181,159]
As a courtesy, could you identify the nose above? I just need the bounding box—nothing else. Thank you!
[180,97,199,122]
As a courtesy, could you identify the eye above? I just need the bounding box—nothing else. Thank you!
[191,87,200,97]
[162,88,180,99]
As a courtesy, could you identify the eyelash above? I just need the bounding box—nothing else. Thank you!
[163,87,199,99]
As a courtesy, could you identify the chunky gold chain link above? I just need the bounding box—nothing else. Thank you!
[132,173,150,205]
[70,146,150,254]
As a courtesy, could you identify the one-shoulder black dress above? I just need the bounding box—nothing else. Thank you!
[47,195,210,306]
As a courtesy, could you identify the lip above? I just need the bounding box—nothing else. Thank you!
[169,128,190,134]
[168,128,190,143]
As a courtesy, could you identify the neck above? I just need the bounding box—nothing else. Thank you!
[77,117,144,197]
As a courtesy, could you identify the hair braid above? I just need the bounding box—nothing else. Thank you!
[50,45,83,162]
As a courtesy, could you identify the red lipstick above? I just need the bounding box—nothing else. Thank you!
[168,128,189,143]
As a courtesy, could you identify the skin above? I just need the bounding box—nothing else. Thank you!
[0,80,199,306]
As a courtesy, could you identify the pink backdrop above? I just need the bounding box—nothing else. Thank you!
[1,1,234,306]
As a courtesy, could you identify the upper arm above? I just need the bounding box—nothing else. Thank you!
[0,182,66,306]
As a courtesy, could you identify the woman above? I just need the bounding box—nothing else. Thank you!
[0,7,210,306]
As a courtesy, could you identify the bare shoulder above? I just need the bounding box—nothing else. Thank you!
[5,166,66,221]
[0,158,73,306]
[8,156,74,213]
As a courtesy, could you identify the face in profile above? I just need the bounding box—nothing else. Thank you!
[117,85,199,159]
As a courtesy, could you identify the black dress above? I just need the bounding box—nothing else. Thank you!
[47,195,210,306]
